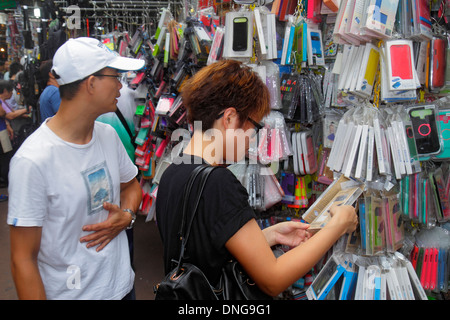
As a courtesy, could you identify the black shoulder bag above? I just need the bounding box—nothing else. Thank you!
[154,165,272,300]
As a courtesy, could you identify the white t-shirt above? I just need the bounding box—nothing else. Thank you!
[7,120,137,300]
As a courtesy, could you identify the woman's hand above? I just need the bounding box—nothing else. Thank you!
[326,204,358,236]
[263,221,311,247]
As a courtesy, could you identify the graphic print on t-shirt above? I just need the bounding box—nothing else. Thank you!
[81,161,113,215]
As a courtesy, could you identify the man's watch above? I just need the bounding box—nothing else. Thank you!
[123,209,136,229]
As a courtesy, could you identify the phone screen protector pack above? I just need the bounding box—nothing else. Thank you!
[327,108,355,172]
[355,43,380,98]
[302,174,363,224]
[373,111,391,175]
[306,255,346,300]
[411,0,433,40]
[308,185,364,233]
[363,0,399,39]
[307,28,325,67]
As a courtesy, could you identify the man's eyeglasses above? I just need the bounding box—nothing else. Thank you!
[93,74,122,81]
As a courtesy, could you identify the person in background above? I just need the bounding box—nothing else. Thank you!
[38,59,61,122]
[7,37,144,300]
[5,62,31,136]
[6,62,24,111]
[0,61,6,80]
[0,80,30,187]
[4,61,21,82]
[0,102,12,195]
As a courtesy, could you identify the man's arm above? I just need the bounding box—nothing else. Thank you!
[118,177,143,215]
[10,226,46,299]
[80,177,142,251]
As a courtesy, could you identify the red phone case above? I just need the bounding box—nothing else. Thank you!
[390,45,413,80]
[431,38,446,89]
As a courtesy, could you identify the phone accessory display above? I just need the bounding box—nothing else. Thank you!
[399,161,449,227]
[306,251,427,300]
[412,227,450,294]
[121,0,450,302]
[280,72,323,124]
[185,19,212,63]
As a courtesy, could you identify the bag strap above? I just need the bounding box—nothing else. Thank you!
[175,165,217,274]
[115,108,136,147]
[178,165,208,238]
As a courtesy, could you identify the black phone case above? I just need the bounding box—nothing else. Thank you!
[232,17,248,52]
[408,106,441,155]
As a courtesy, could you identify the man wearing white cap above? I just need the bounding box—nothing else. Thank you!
[7,37,145,300]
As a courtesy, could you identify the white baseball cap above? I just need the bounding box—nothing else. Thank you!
[52,37,145,85]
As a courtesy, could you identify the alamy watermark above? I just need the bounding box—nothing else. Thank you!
[168,121,280,174]
[66,265,81,290]
[65,5,81,30]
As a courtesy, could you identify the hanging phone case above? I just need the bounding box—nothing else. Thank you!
[301,131,318,174]
[434,108,450,159]
[297,132,305,175]
[428,36,447,92]
[280,73,300,119]
[408,105,441,156]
